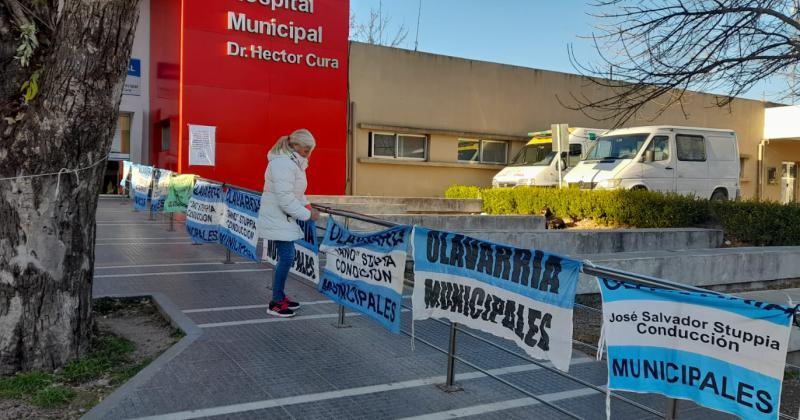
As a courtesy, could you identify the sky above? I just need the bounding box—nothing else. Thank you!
[349,0,786,103]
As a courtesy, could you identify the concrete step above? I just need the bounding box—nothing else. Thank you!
[468,228,722,256]
[347,214,546,232]
[734,288,800,363]
[576,246,800,294]
[309,195,482,214]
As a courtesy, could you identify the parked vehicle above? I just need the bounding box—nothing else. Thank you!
[492,127,606,187]
[563,126,739,200]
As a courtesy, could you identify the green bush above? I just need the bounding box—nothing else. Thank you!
[445,185,800,245]
[444,185,482,199]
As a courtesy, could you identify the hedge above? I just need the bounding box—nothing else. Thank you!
[444,185,800,246]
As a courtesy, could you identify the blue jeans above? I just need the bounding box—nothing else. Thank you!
[272,240,296,302]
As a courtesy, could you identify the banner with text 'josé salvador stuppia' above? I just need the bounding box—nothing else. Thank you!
[318,218,411,333]
[598,278,795,420]
[412,227,582,372]
[131,164,153,211]
[185,181,223,244]
[219,187,260,261]
[262,219,319,284]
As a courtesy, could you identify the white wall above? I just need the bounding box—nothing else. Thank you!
[764,106,800,140]
[119,0,150,164]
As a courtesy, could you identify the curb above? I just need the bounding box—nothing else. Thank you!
[82,292,202,420]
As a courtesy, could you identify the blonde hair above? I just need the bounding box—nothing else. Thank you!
[269,129,316,156]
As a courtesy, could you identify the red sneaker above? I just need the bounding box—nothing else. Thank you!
[267,300,295,318]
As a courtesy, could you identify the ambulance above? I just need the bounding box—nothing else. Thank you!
[492,128,606,187]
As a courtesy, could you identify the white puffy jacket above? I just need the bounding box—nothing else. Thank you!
[257,151,312,242]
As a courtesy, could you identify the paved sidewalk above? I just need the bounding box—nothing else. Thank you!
[87,197,736,420]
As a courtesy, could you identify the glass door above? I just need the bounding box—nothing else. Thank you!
[780,162,797,204]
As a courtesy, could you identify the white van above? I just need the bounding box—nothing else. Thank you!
[563,126,740,200]
[492,128,606,187]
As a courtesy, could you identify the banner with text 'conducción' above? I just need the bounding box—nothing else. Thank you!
[131,164,153,211]
[412,227,582,372]
[219,187,260,261]
[150,169,173,213]
[262,219,319,284]
[598,278,795,420]
[318,218,411,333]
[185,181,224,244]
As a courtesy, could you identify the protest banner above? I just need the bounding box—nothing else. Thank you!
[598,278,796,420]
[412,227,582,372]
[150,169,173,213]
[120,160,131,189]
[164,174,196,213]
[218,187,260,260]
[130,164,153,211]
[262,219,320,284]
[185,181,224,244]
[318,218,411,333]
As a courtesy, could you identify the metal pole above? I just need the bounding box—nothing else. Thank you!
[334,216,352,328]
[437,322,463,392]
[168,212,175,231]
[222,248,233,264]
[665,398,678,420]
[334,304,350,329]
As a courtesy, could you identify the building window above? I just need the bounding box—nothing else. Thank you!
[110,113,132,155]
[160,120,171,152]
[676,134,706,161]
[458,139,480,162]
[458,139,508,164]
[369,132,427,160]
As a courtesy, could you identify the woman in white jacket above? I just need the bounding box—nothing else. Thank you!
[258,129,319,317]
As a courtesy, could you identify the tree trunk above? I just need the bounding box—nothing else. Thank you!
[0,0,140,374]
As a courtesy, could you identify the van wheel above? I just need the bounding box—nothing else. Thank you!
[630,185,647,191]
[711,189,728,201]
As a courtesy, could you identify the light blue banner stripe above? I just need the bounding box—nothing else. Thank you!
[225,188,260,218]
[598,279,794,326]
[319,265,403,333]
[413,227,580,310]
[607,345,782,420]
[218,227,257,261]
[321,218,411,254]
[186,221,219,244]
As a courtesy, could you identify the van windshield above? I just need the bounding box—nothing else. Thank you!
[533,151,565,166]
[584,134,649,160]
[509,144,552,166]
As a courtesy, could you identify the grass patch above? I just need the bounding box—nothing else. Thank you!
[110,359,151,386]
[0,372,53,399]
[59,335,135,384]
[31,385,75,408]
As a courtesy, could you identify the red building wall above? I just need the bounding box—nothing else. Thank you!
[151,0,350,194]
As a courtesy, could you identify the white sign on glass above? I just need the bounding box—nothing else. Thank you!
[188,124,216,166]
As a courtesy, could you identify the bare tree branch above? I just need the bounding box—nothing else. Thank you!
[350,7,408,47]
[565,0,800,126]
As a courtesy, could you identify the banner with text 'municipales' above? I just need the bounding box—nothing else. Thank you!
[318,218,411,333]
[219,187,260,261]
[598,278,795,420]
[130,164,153,211]
[262,219,319,284]
[185,181,223,244]
[412,227,582,372]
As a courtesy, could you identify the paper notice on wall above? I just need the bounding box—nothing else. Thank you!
[188,124,216,166]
